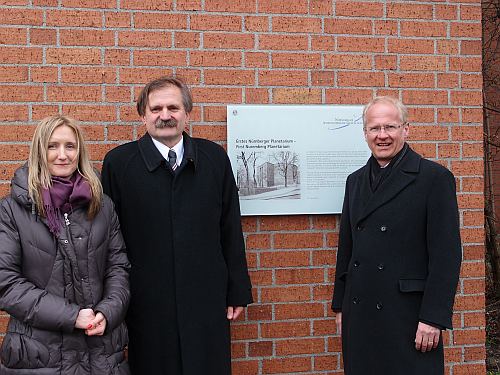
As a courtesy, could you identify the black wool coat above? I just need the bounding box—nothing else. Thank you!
[101,132,253,375]
[331,147,461,375]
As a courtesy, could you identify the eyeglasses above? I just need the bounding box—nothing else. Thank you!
[364,123,406,135]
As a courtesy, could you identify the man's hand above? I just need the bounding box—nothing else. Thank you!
[335,312,342,335]
[85,312,107,336]
[227,306,244,321]
[415,321,440,352]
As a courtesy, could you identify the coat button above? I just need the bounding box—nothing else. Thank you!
[63,240,69,244]
[377,263,384,270]
[376,302,383,310]
[354,261,360,267]
[356,224,363,231]
[352,297,360,305]
[380,225,387,232]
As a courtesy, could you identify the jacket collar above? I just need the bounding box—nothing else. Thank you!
[138,132,197,172]
[354,145,421,225]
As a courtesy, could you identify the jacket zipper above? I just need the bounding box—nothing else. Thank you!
[64,212,70,226]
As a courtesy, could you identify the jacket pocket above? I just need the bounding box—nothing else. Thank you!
[399,278,426,293]
[0,332,50,369]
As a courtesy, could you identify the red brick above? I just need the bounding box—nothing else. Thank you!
[388,39,434,54]
[460,262,485,278]
[0,47,42,64]
[249,341,272,357]
[0,85,43,102]
[462,143,483,158]
[436,4,459,19]
[244,16,268,32]
[460,5,482,21]
[61,67,116,84]
[461,108,482,124]
[263,356,311,374]
[261,286,311,302]
[47,86,101,102]
[272,53,321,68]
[0,8,43,25]
[190,51,241,67]
[450,57,482,72]
[258,0,308,15]
[259,34,307,51]
[275,303,324,320]
[276,338,325,355]
[311,35,335,51]
[245,88,269,104]
[401,21,447,37]
[190,15,242,31]
[191,87,242,104]
[46,10,102,27]
[375,55,397,70]
[325,89,372,105]
[273,88,322,104]
[463,345,485,362]
[314,354,339,371]
[105,49,130,65]
[338,71,385,87]
[337,37,385,52]
[387,3,433,19]
[400,56,447,71]
[134,50,187,67]
[30,28,56,45]
[205,33,254,49]
[46,48,101,65]
[312,71,335,86]
[310,0,332,15]
[324,19,372,35]
[205,0,255,12]
[0,67,28,83]
[134,13,187,29]
[247,304,272,321]
[324,54,371,70]
[375,20,398,35]
[450,22,481,38]
[118,31,170,47]
[437,40,459,54]
[452,126,483,141]
[62,0,116,7]
[453,329,485,345]
[276,268,325,285]
[336,1,383,17]
[32,105,59,120]
[104,12,131,28]
[176,0,201,11]
[0,27,27,45]
[121,0,172,10]
[403,90,448,105]
[107,125,134,141]
[0,145,30,161]
[273,16,322,33]
[408,108,434,123]
[231,323,258,340]
[63,105,117,122]
[389,73,434,88]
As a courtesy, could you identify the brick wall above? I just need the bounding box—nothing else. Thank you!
[0,1,485,374]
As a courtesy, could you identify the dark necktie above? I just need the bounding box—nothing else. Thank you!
[168,149,177,171]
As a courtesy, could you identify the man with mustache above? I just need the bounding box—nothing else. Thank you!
[101,76,253,375]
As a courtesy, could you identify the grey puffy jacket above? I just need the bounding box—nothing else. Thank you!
[0,165,130,375]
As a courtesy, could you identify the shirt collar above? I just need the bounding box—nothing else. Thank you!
[151,135,184,166]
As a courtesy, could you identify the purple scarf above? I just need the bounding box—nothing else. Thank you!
[41,173,92,236]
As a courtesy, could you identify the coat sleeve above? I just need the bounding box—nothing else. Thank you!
[0,199,80,333]
[220,153,253,307]
[94,198,130,331]
[419,168,462,329]
[331,175,353,312]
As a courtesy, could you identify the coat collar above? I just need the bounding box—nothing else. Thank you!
[138,132,197,172]
[354,145,421,224]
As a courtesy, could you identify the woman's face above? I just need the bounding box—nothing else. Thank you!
[47,125,78,178]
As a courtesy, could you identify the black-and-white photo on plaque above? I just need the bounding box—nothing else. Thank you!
[227,105,371,216]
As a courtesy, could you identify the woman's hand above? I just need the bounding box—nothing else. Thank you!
[75,308,96,329]
[85,312,107,336]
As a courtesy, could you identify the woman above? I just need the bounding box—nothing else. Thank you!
[0,115,130,374]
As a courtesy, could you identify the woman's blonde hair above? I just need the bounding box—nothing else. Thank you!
[28,115,102,219]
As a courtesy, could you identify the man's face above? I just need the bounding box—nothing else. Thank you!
[364,102,409,166]
[142,85,190,148]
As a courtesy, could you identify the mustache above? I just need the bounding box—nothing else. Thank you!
[155,118,178,128]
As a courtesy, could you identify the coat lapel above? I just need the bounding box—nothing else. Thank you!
[354,147,421,225]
